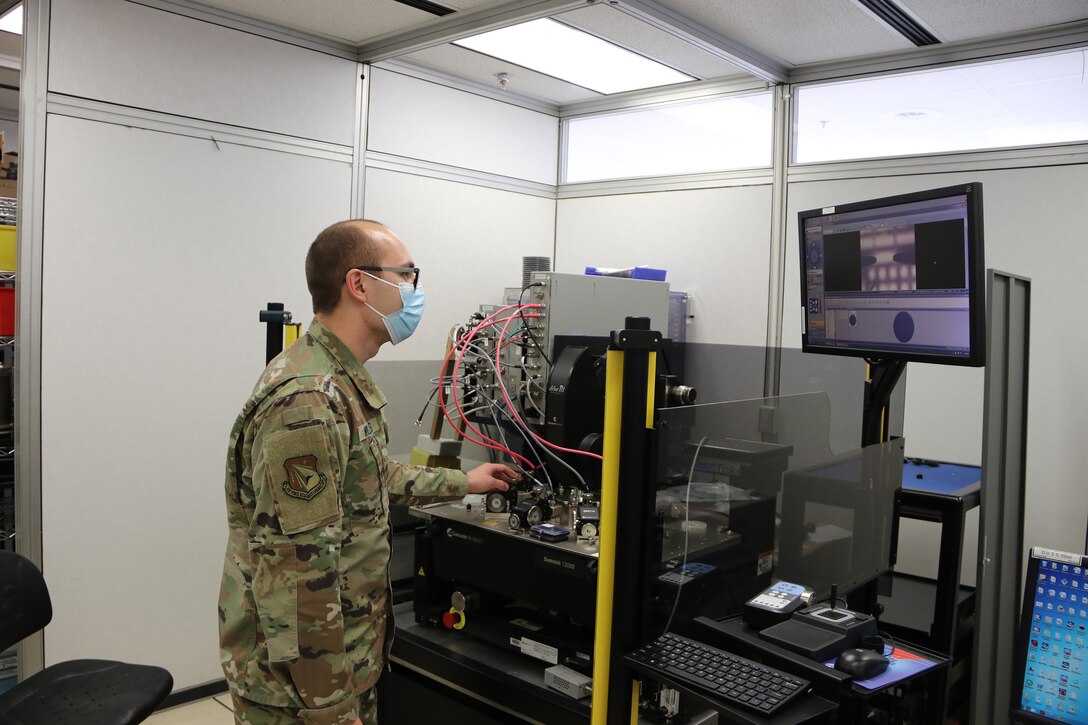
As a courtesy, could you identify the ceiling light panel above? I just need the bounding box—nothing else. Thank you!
[454,18,695,94]
[400,44,601,104]
[559,3,752,81]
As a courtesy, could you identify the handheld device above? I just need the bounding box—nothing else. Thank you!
[743,581,815,629]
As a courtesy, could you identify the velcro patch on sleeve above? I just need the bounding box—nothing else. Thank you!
[265,423,341,535]
[282,405,316,427]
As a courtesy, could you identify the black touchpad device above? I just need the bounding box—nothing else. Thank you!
[758,605,877,661]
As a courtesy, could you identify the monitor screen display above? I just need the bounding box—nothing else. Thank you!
[1012,547,1088,724]
[799,183,985,366]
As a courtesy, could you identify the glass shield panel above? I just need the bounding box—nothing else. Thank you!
[652,391,903,636]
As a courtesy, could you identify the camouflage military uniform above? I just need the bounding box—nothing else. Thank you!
[219,319,468,724]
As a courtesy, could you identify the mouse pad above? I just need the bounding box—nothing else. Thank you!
[823,645,942,690]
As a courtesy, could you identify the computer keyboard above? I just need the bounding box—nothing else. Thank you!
[627,632,810,716]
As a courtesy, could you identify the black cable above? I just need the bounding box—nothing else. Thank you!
[518,283,551,366]
[875,629,898,653]
[414,385,440,424]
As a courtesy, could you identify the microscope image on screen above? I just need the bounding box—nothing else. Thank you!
[799,183,985,366]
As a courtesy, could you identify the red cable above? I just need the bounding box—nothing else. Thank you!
[435,317,522,463]
[450,309,540,464]
[493,310,604,462]
[436,306,538,468]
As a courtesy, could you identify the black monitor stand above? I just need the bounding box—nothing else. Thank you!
[862,359,907,447]
[850,359,907,615]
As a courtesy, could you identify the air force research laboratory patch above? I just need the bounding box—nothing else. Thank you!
[282,455,328,500]
[265,421,341,534]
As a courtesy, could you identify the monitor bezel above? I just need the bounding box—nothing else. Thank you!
[1010,547,1088,725]
[798,182,986,367]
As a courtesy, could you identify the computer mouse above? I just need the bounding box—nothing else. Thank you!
[834,648,890,679]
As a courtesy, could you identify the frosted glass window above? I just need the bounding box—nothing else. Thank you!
[564,92,774,183]
[794,48,1088,163]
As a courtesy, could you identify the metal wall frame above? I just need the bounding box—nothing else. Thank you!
[351,62,370,218]
[788,20,1088,85]
[16,0,49,680]
[971,271,1031,725]
[365,150,558,199]
[762,84,791,398]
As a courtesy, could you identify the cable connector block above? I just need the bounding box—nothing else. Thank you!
[544,665,591,700]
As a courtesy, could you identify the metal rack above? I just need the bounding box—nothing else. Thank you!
[0,202,16,554]
[0,201,14,685]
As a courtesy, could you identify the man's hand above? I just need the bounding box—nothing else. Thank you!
[467,463,520,493]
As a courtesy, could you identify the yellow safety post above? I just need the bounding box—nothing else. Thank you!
[284,322,301,348]
[591,349,625,725]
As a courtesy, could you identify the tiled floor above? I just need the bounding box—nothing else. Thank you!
[145,693,235,724]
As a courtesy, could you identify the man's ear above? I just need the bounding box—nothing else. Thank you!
[344,270,368,304]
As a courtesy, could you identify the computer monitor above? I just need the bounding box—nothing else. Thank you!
[799,182,985,366]
[1011,547,1088,724]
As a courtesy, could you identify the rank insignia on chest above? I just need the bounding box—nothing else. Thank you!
[282,455,328,500]
[361,422,374,439]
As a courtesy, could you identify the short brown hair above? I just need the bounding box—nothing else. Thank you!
[305,220,386,314]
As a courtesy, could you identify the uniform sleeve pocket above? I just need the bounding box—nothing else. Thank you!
[249,541,299,663]
[264,423,342,535]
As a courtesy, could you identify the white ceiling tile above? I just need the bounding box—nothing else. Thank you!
[900,0,1088,43]
[651,0,914,65]
[193,0,434,44]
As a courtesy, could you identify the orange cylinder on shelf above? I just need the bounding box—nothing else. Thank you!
[0,286,13,336]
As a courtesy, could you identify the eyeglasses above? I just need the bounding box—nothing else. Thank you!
[354,266,421,291]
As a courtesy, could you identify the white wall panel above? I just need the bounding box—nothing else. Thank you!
[784,167,1088,578]
[367,68,558,185]
[362,166,557,362]
[555,185,773,347]
[40,115,351,687]
[49,0,358,145]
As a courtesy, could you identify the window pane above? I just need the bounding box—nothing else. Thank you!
[794,48,1088,164]
[564,92,773,183]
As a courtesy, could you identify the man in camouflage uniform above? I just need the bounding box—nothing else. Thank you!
[219,220,519,724]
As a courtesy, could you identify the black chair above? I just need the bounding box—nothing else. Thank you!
[0,551,173,724]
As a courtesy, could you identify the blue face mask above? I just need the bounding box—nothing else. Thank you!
[363,272,425,345]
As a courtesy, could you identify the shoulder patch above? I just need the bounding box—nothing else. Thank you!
[282,455,328,500]
[263,423,341,534]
